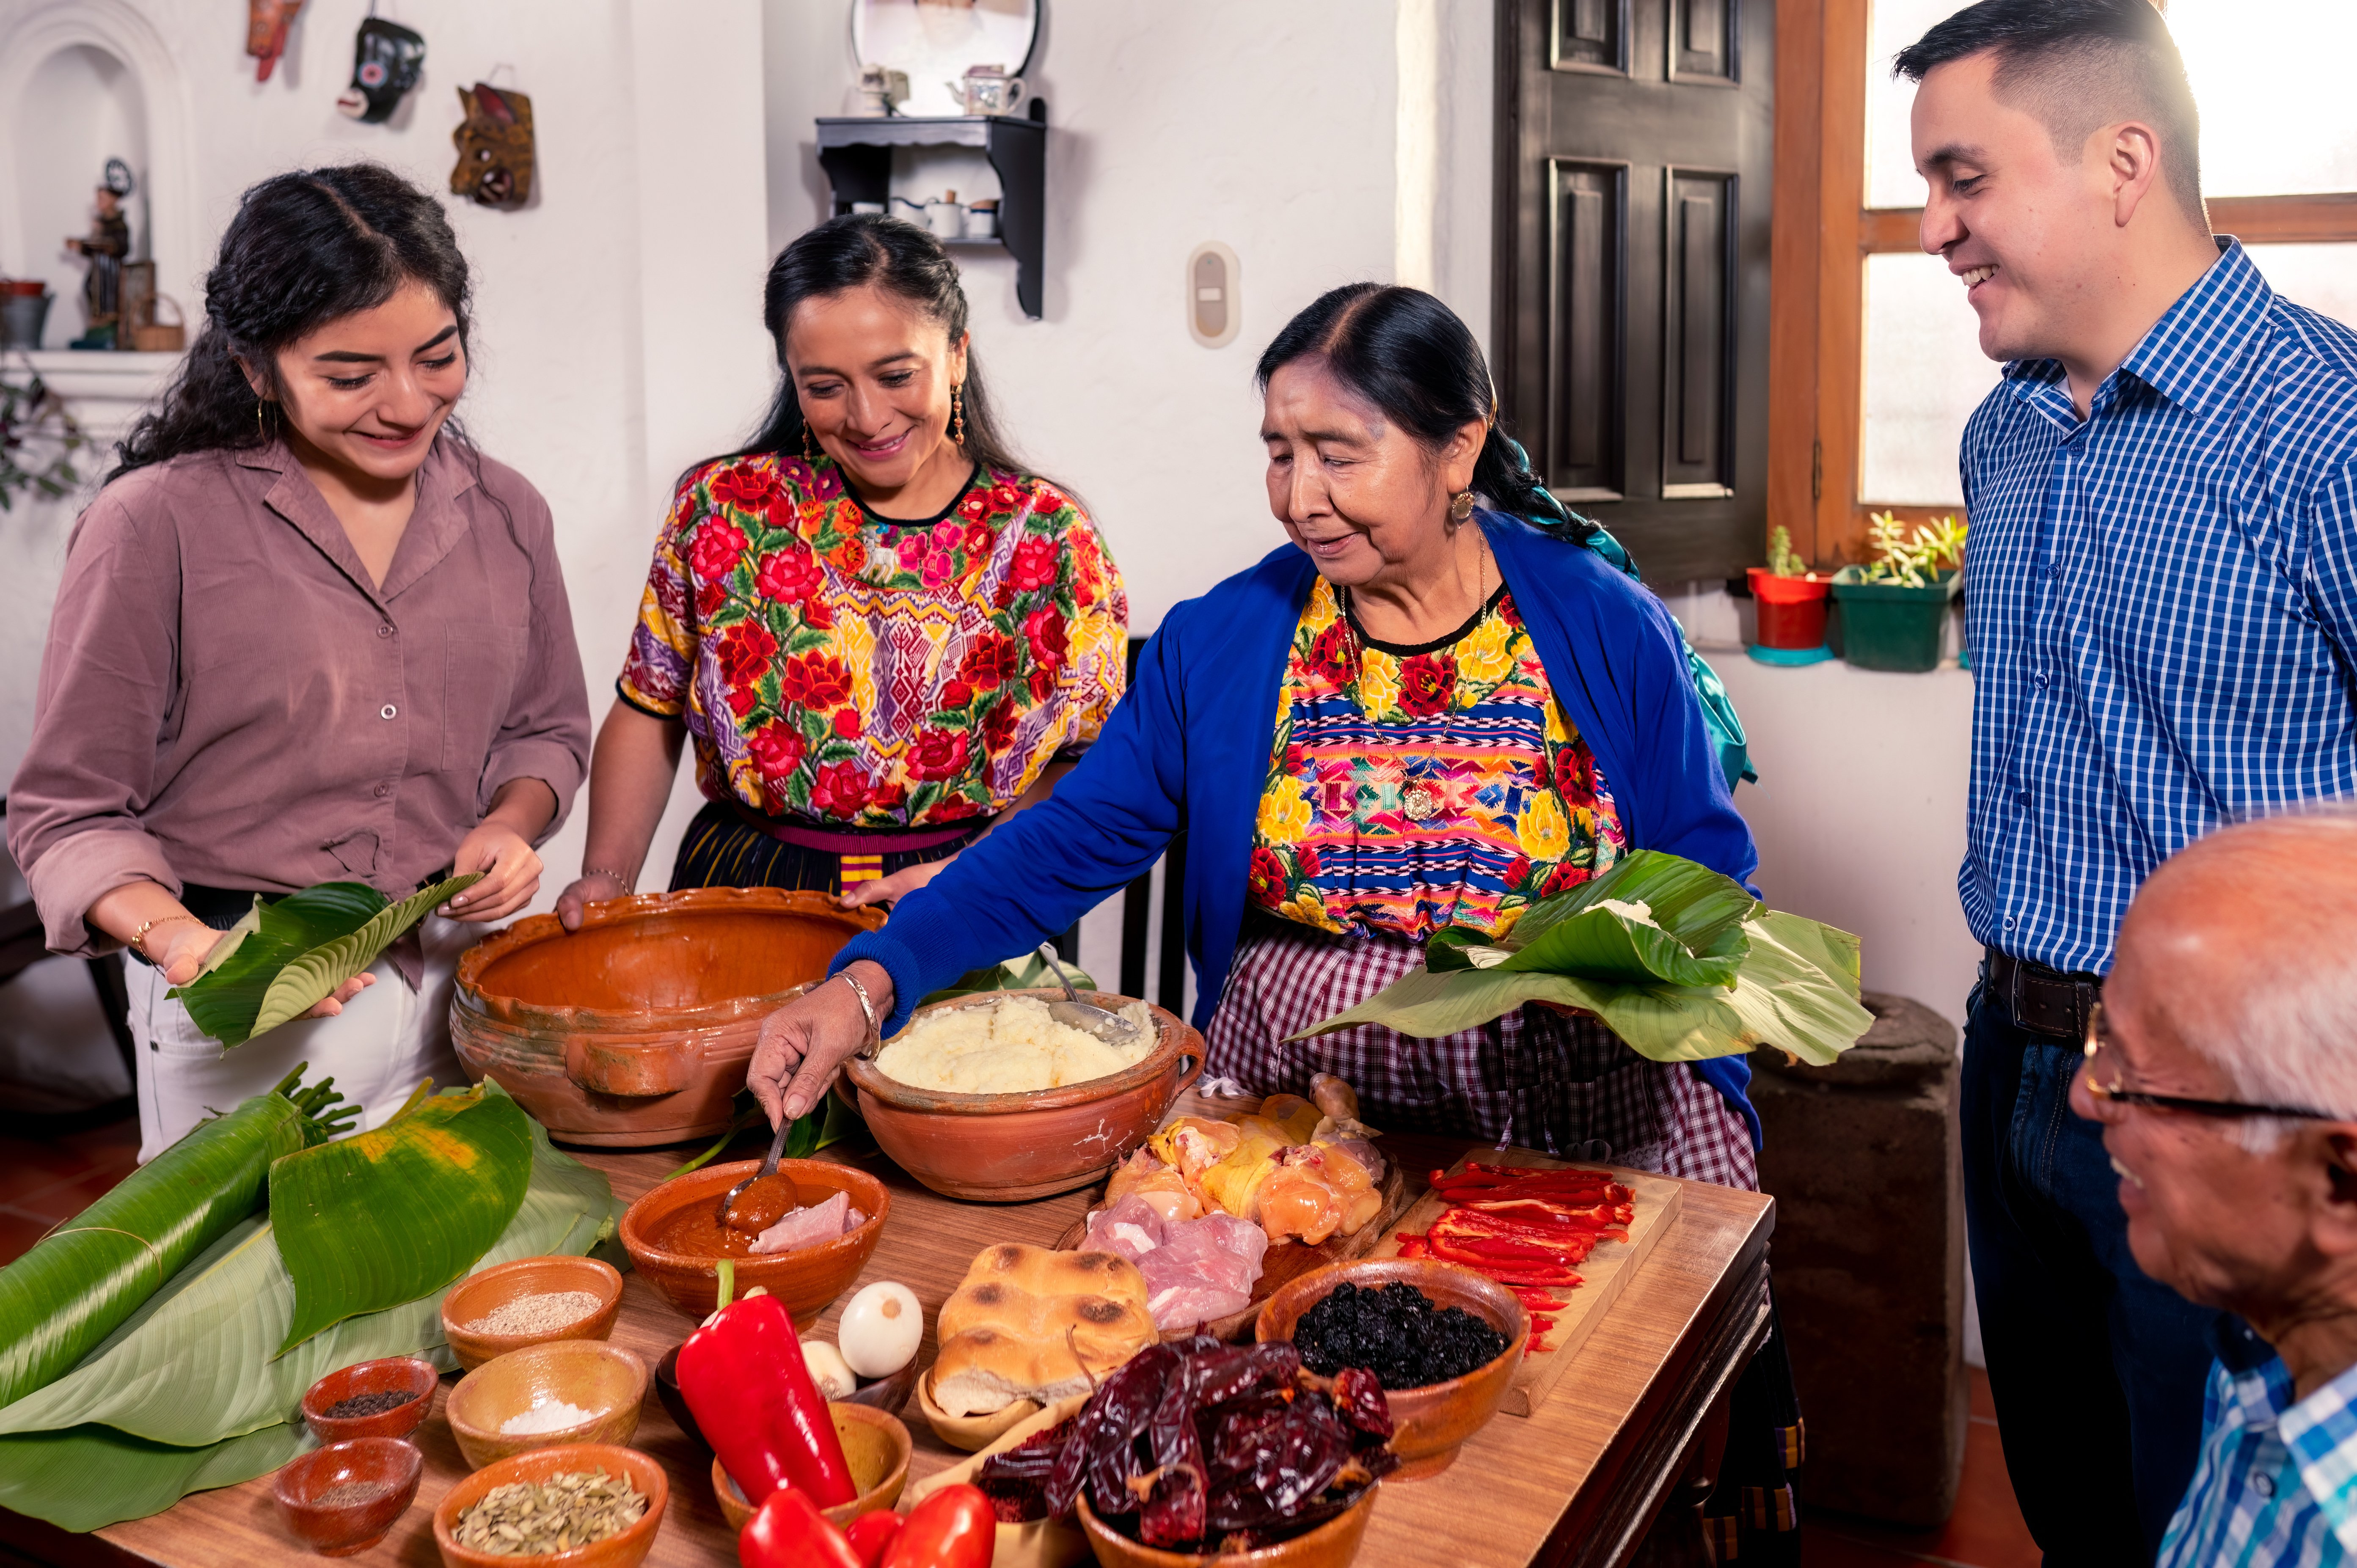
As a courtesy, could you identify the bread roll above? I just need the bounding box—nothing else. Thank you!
[946,1243,1148,1314]
[930,1243,1156,1415]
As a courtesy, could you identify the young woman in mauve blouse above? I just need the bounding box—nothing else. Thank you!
[6,165,592,1161]
[553,215,1125,923]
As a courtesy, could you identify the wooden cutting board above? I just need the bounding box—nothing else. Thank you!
[1369,1146,1683,1417]
[1055,1161,1410,1341]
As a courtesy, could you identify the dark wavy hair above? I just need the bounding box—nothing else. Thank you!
[109,163,477,483]
[726,214,1027,481]
[1253,283,1596,545]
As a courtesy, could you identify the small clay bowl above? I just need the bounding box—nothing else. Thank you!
[710,1403,911,1532]
[301,1356,439,1444]
[432,1443,667,1568]
[445,1340,648,1471]
[441,1255,624,1372]
[915,1364,1042,1452]
[1256,1258,1528,1480]
[1074,1485,1378,1568]
[273,1436,424,1557]
[618,1158,888,1324]
[655,1344,917,1450]
[845,990,1202,1201]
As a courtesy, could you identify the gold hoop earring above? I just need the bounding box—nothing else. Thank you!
[950,384,966,446]
[256,399,273,442]
[802,424,816,463]
[1448,489,1476,528]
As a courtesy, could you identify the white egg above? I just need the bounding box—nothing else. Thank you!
[837,1281,922,1378]
[799,1337,856,1400]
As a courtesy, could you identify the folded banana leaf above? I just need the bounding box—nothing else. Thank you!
[0,1068,353,1411]
[272,1080,534,1353]
[1294,850,1874,1066]
[0,1088,616,1451]
[169,873,480,1046]
[0,1422,310,1535]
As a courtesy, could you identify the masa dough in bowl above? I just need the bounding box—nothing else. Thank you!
[876,994,1156,1095]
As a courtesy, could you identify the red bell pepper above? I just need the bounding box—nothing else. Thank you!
[741,1487,861,1568]
[882,1485,996,1568]
[676,1285,857,1508]
[846,1510,904,1568]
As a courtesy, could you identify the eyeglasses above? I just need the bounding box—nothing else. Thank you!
[2081,1002,2339,1122]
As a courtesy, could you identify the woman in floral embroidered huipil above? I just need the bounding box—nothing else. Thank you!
[556,217,1124,922]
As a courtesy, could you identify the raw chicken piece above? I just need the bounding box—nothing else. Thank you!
[1147,1117,1242,1183]
[1199,1125,1288,1220]
[1256,1145,1348,1245]
[1104,1148,1202,1221]
[1319,1137,1387,1186]
[1136,1212,1269,1331]
[749,1190,849,1254]
[1256,1096,1322,1142]
[1084,1194,1169,1263]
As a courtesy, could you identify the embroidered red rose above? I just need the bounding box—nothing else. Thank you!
[689,520,751,584]
[906,726,972,781]
[747,720,805,778]
[1033,486,1068,514]
[1396,652,1457,718]
[1552,744,1587,801]
[805,761,867,817]
[930,791,982,822]
[724,684,759,720]
[801,595,835,630]
[1498,594,1523,628]
[1027,666,1057,704]
[1009,536,1061,594]
[707,464,779,512]
[1543,861,1592,896]
[1502,853,1533,889]
[958,491,990,521]
[1295,845,1321,879]
[713,621,779,688]
[1283,743,1305,774]
[1248,847,1287,907]
[694,576,729,621]
[963,521,995,556]
[754,548,823,605]
[939,679,975,712]
[867,776,908,813]
[778,649,853,709]
[959,633,1023,690]
[1306,621,1354,688]
[981,695,1019,754]
[989,481,1023,513]
[832,707,863,740]
[1023,608,1069,669]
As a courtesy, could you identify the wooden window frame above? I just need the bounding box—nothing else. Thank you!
[1766,0,2357,567]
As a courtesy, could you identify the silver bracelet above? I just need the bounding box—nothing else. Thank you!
[836,968,880,1036]
[581,865,636,890]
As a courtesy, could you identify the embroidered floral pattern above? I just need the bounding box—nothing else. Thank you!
[619,454,1127,826]
[1248,579,1624,942]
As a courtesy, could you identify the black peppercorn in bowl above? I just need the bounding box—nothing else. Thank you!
[1256,1259,1528,1479]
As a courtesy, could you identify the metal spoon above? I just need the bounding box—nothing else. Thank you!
[1035,943,1143,1048]
[715,1115,799,1234]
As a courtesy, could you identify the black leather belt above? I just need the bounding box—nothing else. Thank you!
[1986,948,2102,1042]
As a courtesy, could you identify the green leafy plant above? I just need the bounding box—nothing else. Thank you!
[169,874,481,1046]
[661,1091,862,1180]
[1292,850,1873,1066]
[0,357,85,513]
[1766,524,1808,578]
[1853,511,1967,586]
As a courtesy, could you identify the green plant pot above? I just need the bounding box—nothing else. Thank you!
[1828,571,1958,673]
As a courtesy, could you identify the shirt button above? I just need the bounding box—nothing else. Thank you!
[380,704,398,720]
[374,782,391,798]
[2015,789,2032,807]
[2004,917,2017,930]
[2035,673,2049,690]
[2254,1474,2275,1498]
[377,624,394,638]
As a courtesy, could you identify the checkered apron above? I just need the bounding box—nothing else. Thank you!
[1205,914,1757,1190]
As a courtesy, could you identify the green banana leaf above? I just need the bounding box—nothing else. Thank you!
[920,949,1099,1007]
[1427,850,1757,987]
[0,1422,311,1534]
[168,873,481,1046]
[0,1069,352,1411]
[662,1089,862,1180]
[0,1090,617,1448]
[271,1081,534,1353]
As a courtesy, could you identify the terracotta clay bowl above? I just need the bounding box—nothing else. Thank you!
[432,1443,668,1568]
[441,1254,625,1372]
[710,1403,911,1532]
[273,1436,424,1557]
[914,1364,1045,1453]
[1256,1258,1528,1480]
[301,1356,439,1444]
[1074,1485,1378,1568]
[844,989,1203,1201]
[655,1342,916,1450]
[619,1158,888,1324]
[445,1340,648,1471]
[451,888,883,1147]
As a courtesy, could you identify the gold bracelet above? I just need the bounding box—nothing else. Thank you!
[132,913,203,960]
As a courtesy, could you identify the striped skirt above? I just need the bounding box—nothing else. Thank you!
[1204,914,1757,1190]
[668,801,981,897]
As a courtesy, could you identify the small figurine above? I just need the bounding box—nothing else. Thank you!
[64,160,134,351]
[336,17,426,124]
[246,0,305,83]
[450,84,535,210]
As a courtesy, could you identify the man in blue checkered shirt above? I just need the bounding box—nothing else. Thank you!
[2069,814,2357,1567]
[1899,0,2357,1558]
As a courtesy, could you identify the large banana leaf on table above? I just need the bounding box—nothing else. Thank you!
[1291,850,1875,1065]
[0,1068,353,1411]
[0,1083,619,1531]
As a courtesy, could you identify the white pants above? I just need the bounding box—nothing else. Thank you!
[129,913,477,1163]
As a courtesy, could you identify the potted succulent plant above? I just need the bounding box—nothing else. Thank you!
[1829,512,1965,673]
[1745,525,1833,666]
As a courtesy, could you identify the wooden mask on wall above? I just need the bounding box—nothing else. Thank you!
[246,0,304,82]
[450,84,534,211]
[336,18,427,124]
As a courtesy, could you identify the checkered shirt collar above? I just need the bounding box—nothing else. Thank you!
[1999,237,2273,421]
[2210,1315,2357,1555]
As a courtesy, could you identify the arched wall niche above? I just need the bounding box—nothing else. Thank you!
[0,0,196,348]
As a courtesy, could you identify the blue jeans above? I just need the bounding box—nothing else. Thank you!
[1960,979,2219,1564]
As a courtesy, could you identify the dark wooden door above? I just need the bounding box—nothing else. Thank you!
[1494,0,1774,584]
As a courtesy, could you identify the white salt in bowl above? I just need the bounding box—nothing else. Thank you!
[444,1340,648,1470]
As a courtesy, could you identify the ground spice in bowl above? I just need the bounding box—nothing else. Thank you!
[462,1291,604,1337]
[1292,1280,1509,1389]
[325,1388,424,1421]
[311,1481,395,1509]
[452,1469,647,1556]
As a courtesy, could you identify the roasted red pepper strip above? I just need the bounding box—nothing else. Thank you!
[741,1487,862,1568]
[881,1484,997,1568]
[677,1289,857,1508]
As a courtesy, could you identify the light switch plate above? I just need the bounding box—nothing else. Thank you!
[1186,242,1240,348]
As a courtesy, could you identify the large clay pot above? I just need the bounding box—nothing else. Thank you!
[451,888,883,1146]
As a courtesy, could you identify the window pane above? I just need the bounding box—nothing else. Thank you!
[1864,0,1959,210]
[2244,243,2357,332]
[1860,251,2002,506]
[2169,2,2357,199]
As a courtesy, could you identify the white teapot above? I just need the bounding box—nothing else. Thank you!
[950,63,1026,116]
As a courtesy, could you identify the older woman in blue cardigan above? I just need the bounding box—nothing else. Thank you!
[750,284,1762,1184]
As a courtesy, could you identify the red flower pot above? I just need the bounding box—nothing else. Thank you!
[1747,567,1833,650]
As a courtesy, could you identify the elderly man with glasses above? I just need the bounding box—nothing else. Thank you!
[2071,811,2357,1566]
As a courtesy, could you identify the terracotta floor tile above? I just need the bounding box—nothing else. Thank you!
[0,1134,100,1203]
[10,1155,140,1223]
[0,1207,55,1267]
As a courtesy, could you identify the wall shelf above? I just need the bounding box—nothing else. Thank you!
[815,105,1048,319]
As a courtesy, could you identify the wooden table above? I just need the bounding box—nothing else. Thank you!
[2,1099,1772,1568]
